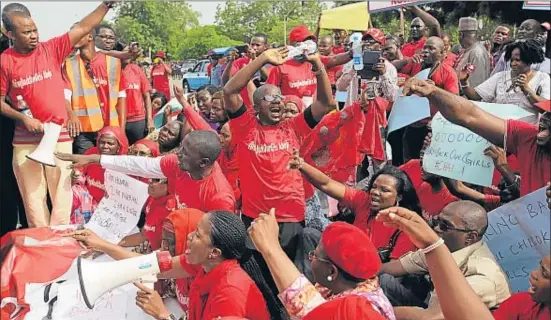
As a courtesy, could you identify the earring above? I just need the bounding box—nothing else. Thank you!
[327,276,333,282]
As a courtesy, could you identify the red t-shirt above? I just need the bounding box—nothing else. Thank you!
[151,64,170,99]
[230,57,255,108]
[493,292,550,320]
[180,259,270,320]
[143,195,176,250]
[266,59,318,99]
[0,33,72,145]
[400,159,459,218]
[121,63,151,122]
[218,148,241,201]
[506,120,551,197]
[401,37,427,58]
[82,147,107,203]
[207,63,213,78]
[485,154,519,195]
[160,154,236,212]
[332,45,345,55]
[342,186,417,259]
[229,106,314,222]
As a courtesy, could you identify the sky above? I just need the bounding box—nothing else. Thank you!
[1,1,224,41]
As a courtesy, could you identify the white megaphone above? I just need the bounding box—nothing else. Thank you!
[26,116,64,167]
[77,251,172,309]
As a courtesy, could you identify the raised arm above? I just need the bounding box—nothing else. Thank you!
[223,47,289,113]
[289,149,346,201]
[403,79,505,146]
[322,51,352,69]
[68,2,114,47]
[307,54,335,121]
[174,85,213,131]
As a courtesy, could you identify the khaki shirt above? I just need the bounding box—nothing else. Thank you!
[400,241,511,318]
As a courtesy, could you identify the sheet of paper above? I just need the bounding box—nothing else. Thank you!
[86,170,149,244]
[423,101,532,186]
[484,187,550,292]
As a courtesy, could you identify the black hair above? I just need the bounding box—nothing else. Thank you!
[251,32,268,44]
[151,92,168,107]
[334,264,365,283]
[197,84,220,95]
[504,39,545,65]
[94,24,114,36]
[2,3,31,32]
[208,211,286,320]
[184,130,221,164]
[364,165,422,216]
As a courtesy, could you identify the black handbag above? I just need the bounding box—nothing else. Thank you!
[377,229,402,263]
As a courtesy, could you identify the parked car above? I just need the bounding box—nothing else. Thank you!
[182,59,210,93]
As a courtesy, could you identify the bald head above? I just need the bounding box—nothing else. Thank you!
[445,201,488,237]
[253,84,281,105]
[184,130,221,164]
[427,36,444,52]
[410,17,426,41]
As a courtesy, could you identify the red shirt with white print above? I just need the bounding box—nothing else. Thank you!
[266,59,318,100]
[229,105,317,222]
[160,154,236,212]
[143,195,176,250]
[0,33,73,145]
[401,37,427,58]
[151,63,170,99]
[122,63,151,122]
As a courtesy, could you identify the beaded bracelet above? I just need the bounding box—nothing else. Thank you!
[421,237,445,255]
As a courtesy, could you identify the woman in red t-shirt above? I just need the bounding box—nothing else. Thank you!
[79,126,129,204]
[291,152,422,261]
[150,51,172,99]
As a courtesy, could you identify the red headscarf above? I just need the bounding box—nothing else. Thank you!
[95,126,129,155]
[304,295,385,320]
[164,209,205,312]
[283,95,305,113]
[133,138,161,157]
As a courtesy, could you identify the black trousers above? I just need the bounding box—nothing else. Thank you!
[125,119,147,145]
[73,132,98,155]
[402,125,430,163]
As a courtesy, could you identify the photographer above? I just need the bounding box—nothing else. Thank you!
[335,28,399,107]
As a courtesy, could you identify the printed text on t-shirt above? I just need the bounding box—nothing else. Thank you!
[11,69,53,88]
[247,141,290,154]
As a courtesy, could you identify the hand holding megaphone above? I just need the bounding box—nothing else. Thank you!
[134,282,172,320]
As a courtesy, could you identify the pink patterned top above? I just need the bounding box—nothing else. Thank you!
[279,275,396,320]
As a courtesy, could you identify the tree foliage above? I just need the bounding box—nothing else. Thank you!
[178,25,242,60]
[112,1,199,57]
[215,0,327,45]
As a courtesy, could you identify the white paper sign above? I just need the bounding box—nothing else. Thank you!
[368,0,436,13]
[423,102,532,186]
[86,170,149,244]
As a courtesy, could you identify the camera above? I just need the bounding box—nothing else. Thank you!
[357,50,381,80]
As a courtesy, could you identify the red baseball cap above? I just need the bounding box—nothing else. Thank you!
[155,51,166,59]
[362,28,386,45]
[289,25,316,44]
[321,222,381,279]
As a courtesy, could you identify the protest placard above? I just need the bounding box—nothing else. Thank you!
[387,68,431,134]
[368,0,436,13]
[484,187,550,293]
[86,170,149,244]
[153,97,183,129]
[522,1,550,10]
[422,101,532,186]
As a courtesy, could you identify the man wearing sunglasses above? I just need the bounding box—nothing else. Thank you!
[378,200,511,319]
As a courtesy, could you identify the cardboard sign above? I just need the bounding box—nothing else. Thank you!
[368,0,435,13]
[423,102,532,186]
[387,68,431,133]
[522,1,550,10]
[484,187,550,292]
[86,170,149,244]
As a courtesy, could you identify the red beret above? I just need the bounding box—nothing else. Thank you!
[155,51,166,59]
[321,222,381,279]
[362,28,386,45]
[289,25,316,44]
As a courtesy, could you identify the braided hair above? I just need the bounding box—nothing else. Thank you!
[208,211,286,320]
[504,39,545,65]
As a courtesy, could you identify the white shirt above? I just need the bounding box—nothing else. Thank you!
[101,155,165,179]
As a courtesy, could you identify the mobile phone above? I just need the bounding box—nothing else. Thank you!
[235,45,248,55]
[358,50,381,80]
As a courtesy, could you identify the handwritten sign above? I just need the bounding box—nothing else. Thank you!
[423,101,532,186]
[387,68,431,133]
[86,170,149,244]
[484,187,550,293]
[522,1,550,10]
[368,0,436,13]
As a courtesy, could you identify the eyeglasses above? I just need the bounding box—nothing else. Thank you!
[308,250,331,263]
[430,216,475,233]
[261,94,285,102]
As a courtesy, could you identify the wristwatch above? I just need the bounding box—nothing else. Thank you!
[159,315,178,320]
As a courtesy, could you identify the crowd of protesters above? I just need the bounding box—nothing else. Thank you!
[1,1,550,320]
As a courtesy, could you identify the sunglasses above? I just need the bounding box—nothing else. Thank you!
[430,216,474,233]
[261,94,285,103]
[308,250,331,263]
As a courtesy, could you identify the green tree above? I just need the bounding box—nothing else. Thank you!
[112,1,199,57]
[215,0,327,45]
[178,25,242,59]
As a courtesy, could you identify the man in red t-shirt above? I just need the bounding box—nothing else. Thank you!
[318,35,343,88]
[121,57,153,144]
[64,26,126,154]
[403,79,551,197]
[150,51,172,99]
[223,46,333,287]
[0,2,117,227]
[57,128,236,213]
[399,6,441,59]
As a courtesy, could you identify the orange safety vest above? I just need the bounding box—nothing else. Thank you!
[64,54,121,132]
